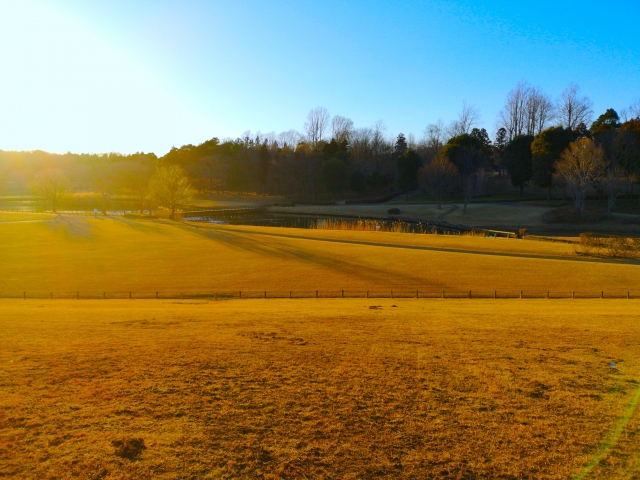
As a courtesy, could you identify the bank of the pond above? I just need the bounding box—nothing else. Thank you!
[183,212,491,236]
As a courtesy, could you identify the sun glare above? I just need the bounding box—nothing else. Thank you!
[0,0,216,154]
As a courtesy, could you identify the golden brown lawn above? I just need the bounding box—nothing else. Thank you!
[0,215,638,297]
[0,212,55,222]
[1,299,639,479]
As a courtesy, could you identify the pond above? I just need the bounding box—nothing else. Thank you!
[184,212,471,235]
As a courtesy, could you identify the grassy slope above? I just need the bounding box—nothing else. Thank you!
[0,215,638,295]
[1,299,639,478]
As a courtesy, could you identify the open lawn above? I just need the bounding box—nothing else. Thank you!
[1,299,640,478]
[0,212,55,222]
[0,215,639,297]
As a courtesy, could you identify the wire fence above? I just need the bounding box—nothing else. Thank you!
[2,289,638,300]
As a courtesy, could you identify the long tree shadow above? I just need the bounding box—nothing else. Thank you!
[171,222,446,288]
[45,215,95,239]
[436,204,460,221]
[106,216,172,235]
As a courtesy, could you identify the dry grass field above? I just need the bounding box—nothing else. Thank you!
[2,213,640,479]
[0,214,638,297]
[1,299,640,479]
[0,212,55,222]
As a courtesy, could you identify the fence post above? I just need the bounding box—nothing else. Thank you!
[214,292,217,301]
[442,290,445,299]
[289,291,292,299]
[23,291,26,300]
[416,290,419,298]
[366,290,369,298]
[156,291,159,299]
[601,290,604,299]
[572,291,575,299]
[341,290,344,298]
[264,290,267,299]
[494,290,497,299]
[547,291,550,299]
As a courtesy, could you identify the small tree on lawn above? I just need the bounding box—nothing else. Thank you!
[555,138,605,214]
[418,155,458,209]
[150,165,194,220]
[30,168,70,213]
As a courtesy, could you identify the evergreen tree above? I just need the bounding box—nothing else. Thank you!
[531,126,575,201]
[502,135,534,197]
[395,150,422,194]
[590,108,621,134]
[394,133,408,158]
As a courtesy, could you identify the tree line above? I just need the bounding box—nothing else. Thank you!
[1,81,639,217]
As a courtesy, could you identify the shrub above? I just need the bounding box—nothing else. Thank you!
[576,233,640,259]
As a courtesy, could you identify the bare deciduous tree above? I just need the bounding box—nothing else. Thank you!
[620,98,640,122]
[418,155,458,209]
[304,107,330,147]
[497,80,555,141]
[278,129,301,148]
[448,101,481,137]
[422,120,447,153]
[92,159,122,215]
[30,168,70,213]
[497,80,529,140]
[371,120,392,176]
[555,138,604,213]
[557,83,593,131]
[603,168,627,219]
[331,115,354,143]
[527,87,555,135]
[121,160,155,212]
[349,127,372,163]
[150,165,194,220]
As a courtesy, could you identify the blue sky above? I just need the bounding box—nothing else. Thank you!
[1,0,639,155]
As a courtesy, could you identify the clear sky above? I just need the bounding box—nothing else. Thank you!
[1,0,639,156]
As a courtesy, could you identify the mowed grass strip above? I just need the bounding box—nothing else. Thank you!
[0,215,638,294]
[1,299,639,478]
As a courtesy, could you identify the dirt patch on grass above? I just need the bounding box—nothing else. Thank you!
[112,437,146,460]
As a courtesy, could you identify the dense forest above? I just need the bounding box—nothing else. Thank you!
[1,82,639,215]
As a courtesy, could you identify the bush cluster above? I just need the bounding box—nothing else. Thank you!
[577,232,640,258]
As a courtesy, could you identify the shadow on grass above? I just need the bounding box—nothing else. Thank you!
[173,222,444,288]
